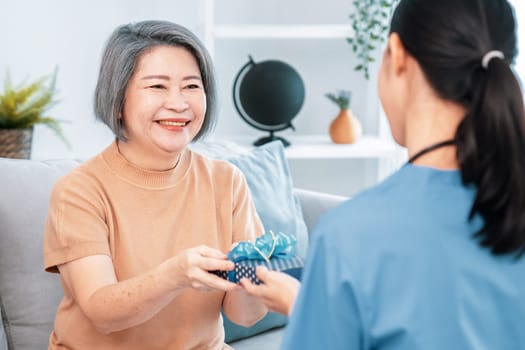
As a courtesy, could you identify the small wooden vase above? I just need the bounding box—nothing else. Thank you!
[329,108,362,144]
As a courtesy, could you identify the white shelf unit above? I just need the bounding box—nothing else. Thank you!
[226,135,407,189]
[197,0,400,195]
[282,135,402,160]
[229,135,403,160]
[198,0,353,55]
[214,25,353,39]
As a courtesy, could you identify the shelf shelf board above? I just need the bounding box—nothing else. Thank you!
[214,24,353,39]
[227,135,406,160]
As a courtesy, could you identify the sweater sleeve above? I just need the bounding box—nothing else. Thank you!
[44,171,111,273]
[230,167,264,244]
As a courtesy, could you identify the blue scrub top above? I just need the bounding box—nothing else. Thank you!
[281,164,525,350]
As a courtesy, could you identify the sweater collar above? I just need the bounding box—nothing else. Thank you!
[101,141,191,189]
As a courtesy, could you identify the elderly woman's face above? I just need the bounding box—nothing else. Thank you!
[121,45,206,158]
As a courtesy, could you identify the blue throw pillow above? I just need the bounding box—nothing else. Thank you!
[223,311,287,343]
[223,141,307,342]
[224,141,308,259]
[191,140,308,343]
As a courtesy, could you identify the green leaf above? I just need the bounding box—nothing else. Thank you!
[325,90,351,109]
[346,0,398,80]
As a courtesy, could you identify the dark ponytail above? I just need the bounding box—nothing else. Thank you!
[391,0,525,257]
[457,57,525,257]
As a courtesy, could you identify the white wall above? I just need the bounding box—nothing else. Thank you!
[1,0,382,196]
[2,1,523,196]
[510,0,525,87]
[1,0,379,163]
[1,0,197,160]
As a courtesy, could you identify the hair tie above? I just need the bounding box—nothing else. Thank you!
[481,50,504,69]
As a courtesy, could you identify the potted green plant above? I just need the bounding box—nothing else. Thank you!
[347,0,399,80]
[0,69,68,159]
[325,89,362,144]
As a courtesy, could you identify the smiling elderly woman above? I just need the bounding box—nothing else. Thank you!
[43,20,267,350]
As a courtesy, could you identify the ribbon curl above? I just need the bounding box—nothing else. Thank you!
[228,230,297,263]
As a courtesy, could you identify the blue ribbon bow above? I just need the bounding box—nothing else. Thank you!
[228,230,297,263]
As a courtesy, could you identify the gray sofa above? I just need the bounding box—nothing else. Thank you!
[0,157,346,350]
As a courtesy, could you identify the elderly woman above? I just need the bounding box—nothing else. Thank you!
[44,20,267,349]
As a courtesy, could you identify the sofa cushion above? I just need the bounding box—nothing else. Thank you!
[224,312,286,345]
[223,141,308,259]
[0,158,80,350]
[192,140,308,258]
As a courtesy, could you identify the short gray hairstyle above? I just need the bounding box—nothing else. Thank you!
[94,20,217,141]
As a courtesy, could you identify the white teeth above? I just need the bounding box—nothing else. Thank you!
[157,120,187,126]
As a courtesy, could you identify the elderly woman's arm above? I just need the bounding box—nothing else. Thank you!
[58,245,237,334]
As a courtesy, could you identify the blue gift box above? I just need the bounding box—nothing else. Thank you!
[212,231,303,284]
[212,257,304,284]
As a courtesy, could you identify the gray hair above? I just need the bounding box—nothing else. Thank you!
[94,20,217,141]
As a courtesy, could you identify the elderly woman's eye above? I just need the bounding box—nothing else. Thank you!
[186,84,201,89]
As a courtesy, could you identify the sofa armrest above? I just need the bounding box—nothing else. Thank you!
[294,188,348,233]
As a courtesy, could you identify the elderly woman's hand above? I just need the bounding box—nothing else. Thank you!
[164,245,239,292]
[239,266,300,316]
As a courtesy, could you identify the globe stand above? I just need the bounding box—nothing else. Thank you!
[253,131,290,147]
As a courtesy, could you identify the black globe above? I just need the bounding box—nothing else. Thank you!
[233,56,305,147]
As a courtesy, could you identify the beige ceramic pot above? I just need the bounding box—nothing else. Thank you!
[329,108,362,144]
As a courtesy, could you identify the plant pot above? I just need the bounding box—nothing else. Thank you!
[329,108,362,144]
[0,128,33,159]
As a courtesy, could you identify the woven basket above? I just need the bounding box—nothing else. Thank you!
[0,128,34,159]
